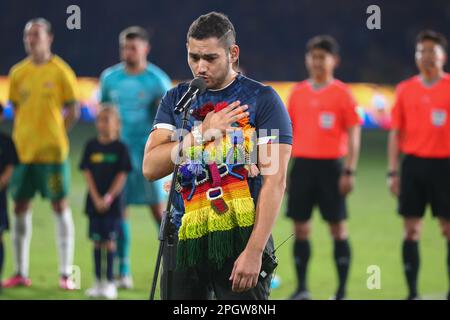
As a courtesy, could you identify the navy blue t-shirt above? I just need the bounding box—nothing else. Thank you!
[79,138,132,217]
[152,74,293,228]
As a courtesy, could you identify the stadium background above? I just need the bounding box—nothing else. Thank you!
[0,0,449,299]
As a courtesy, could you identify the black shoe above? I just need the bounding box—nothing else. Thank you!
[330,288,346,300]
[289,290,311,300]
[406,294,421,300]
[330,293,346,300]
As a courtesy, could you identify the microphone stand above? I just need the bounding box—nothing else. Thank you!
[149,93,197,300]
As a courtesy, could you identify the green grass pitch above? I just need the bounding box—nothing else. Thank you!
[0,123,448,300]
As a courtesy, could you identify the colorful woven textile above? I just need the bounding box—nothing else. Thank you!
[176,101,257,270]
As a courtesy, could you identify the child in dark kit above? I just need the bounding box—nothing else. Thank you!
[80,107,131,299]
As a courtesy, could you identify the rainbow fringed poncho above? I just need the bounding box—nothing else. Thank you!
[176,101,257,270]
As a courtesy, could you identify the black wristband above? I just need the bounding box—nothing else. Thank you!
[387,170,398,177]
[343,168,355,176]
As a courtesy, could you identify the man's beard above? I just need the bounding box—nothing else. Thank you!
[209,62,232,90]
[125,59,139,68]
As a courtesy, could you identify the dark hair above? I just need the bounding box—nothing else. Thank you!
[24,17,53,35]
[416,29,448,51]
[187,12,236,48]
[306,35,339,55]
[0,103,3,115]
[119,26,149,44]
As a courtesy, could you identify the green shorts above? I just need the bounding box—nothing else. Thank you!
[9,160,71,201]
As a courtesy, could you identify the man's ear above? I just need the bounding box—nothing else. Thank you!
[333,54,341,68]
[230,44,240,64]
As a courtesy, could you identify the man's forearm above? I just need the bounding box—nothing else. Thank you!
[107,172,128,198]
[388,130,400,172]
[245,144,291,253]
[246,177,286,253]
[83,171,101,201]
[64,102,80,131]
[0,165,14,190]
[344,126,361,171]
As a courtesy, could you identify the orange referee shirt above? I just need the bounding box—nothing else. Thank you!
[391,73,450,158]
[288,79,360,159]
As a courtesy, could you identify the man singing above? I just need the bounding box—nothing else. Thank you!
[143,12,292,300]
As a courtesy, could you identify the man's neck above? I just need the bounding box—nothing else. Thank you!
[309,75,334,90]
[125,61,147,75]
[30,52,52,65]
[420,70,443,86]
[211,70,238,91]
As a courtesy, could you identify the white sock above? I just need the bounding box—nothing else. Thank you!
[54,207,75,277]
[12,210,32,277]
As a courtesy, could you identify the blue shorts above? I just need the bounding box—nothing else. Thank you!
[88,215,121,242]
[123,140,170,205]
[124,169,169,205]
[0,190,9,233]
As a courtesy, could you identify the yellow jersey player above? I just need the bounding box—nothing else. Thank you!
[3,18,79,290]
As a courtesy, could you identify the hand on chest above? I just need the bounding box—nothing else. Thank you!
[188,99,255,128]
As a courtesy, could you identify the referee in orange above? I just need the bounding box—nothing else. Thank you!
[388,30,450,300]
[287,35,361,300]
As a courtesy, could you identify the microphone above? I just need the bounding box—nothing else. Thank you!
[174,77,207,114]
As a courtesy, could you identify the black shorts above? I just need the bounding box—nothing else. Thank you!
[286,157,347,223]
[0,190,9,233]
[161,233,274,300]
[88,215,121,242]
[399,155,450,219]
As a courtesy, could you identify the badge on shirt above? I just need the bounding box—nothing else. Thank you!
[319,112,335,129]
[44,81,54,89]
[431,109,447,127]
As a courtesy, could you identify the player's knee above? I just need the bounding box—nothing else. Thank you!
[14,200,30,214]
[329,222,348,240]
[440,225,450,241]
[106,241,116,251]
[151,203,163,215]
[404,226,421,241]
[51,199,67,213]
[294,221,311,240]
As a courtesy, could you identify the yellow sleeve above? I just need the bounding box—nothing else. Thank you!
[8,68,19,107]
[60,65,79,105]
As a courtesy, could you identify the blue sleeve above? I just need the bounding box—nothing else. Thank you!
[255,86,293,145]
[152,89,177,130]
[151,70,172,110]
[156,70,173,98]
